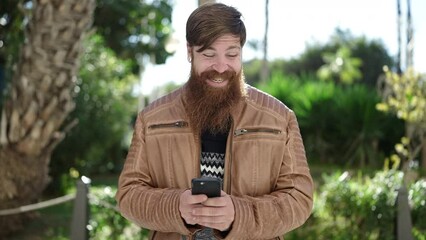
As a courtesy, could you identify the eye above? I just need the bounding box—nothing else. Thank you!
[226,52,240,58]
[203,53,215,58]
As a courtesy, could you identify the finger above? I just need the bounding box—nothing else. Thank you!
[196,216,224,224]
[197,218,231,231]
[185,193,208,204]
[202,192,231,207]
[189,195,209,204]
[180,190,207,225]
[201,197,226,207]
[192,206,225,217]
[184,215,198,225]
[181,204,204,225]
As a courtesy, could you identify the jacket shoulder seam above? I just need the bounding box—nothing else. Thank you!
[246,85,291,116]
[141,87,183,115]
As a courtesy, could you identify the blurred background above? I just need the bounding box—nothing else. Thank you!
[0,0,425,239]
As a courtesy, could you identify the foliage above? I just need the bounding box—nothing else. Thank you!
[245,28,393,88]
[0,0,29,105]
[49,34,138,193]
[1,0,173,192]
[89,186,149,239]
[317,46,363,84]
[377,67,426,125]
[243,59,263,86]
[286,170,426,240]
[0,0,173,82]
[377,67,426,172]
[11,184,149,239]
[258,72,404,167]
[94,0,174,71]
[410,179,426,231]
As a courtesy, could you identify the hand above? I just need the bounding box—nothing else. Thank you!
[191,191,235,231]
[179,189,208,225]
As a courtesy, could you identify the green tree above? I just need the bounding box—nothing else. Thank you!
[0,0,174,78]
[377,67,426,174]
[246,28,393,87]
[0,0,173,236]
[49,35,138,193]
[0,1,96,236]
[94,0,174,71]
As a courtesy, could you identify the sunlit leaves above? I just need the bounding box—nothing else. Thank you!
[317,46,363,84]
[377,67,426,169]
[377,67,426,124]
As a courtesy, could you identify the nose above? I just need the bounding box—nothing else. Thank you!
[212,57,229,73]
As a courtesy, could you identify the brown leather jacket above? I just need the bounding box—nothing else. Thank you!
[116,84,314,240]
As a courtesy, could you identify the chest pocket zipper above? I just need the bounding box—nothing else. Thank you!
[234,128,281,136]
[148,121,188,129]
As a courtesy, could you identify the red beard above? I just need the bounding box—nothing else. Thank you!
[185,67,246,135]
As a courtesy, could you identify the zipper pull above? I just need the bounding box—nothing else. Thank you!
[234,129,247,136]
[175,121,188,127]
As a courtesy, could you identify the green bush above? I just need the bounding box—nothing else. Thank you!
[258,72,404,168]
[89,186,149,239]
[410,180,426,232]
[286,170,426,240]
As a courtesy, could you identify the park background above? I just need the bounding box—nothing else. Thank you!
[0,0,425,239]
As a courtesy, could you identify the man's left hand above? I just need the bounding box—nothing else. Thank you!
[191,190,235,231]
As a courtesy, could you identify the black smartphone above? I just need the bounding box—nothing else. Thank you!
[191,177,222,198]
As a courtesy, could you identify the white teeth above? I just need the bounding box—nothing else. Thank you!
[212,78,224,83]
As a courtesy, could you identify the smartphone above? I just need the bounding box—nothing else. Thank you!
[191,177,222,198]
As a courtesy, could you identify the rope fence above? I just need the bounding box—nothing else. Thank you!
[0,176,121,240]
[0,193,76,216]
[0,177,119,216]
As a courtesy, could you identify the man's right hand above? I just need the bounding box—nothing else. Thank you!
[179,189,208,225]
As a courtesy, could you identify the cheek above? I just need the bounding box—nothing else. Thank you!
[230,62,242,73]
[193,62,211,75]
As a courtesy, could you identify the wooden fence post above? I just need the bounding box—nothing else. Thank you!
[70,176,91,240]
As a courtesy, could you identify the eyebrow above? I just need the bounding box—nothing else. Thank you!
[204,45,241,51]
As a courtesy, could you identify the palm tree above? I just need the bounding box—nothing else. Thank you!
[0,0,95,235]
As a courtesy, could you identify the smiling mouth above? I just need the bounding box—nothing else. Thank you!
[211,78,225,83]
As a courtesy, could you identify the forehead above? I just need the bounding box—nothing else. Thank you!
[195,34,241,51]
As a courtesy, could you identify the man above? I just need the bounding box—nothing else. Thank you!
[116,3,313,239]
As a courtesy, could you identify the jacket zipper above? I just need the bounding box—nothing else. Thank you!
[194,132,201,178]
[148,121,188,129]
[227,121,234,194]
[234,128,281,136]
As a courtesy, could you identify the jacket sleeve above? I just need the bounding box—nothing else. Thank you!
[115,112,191,235]
[226,110,314,239]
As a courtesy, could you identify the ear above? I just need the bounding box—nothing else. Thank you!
[186,42,193,62]
[186,43,192,58]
